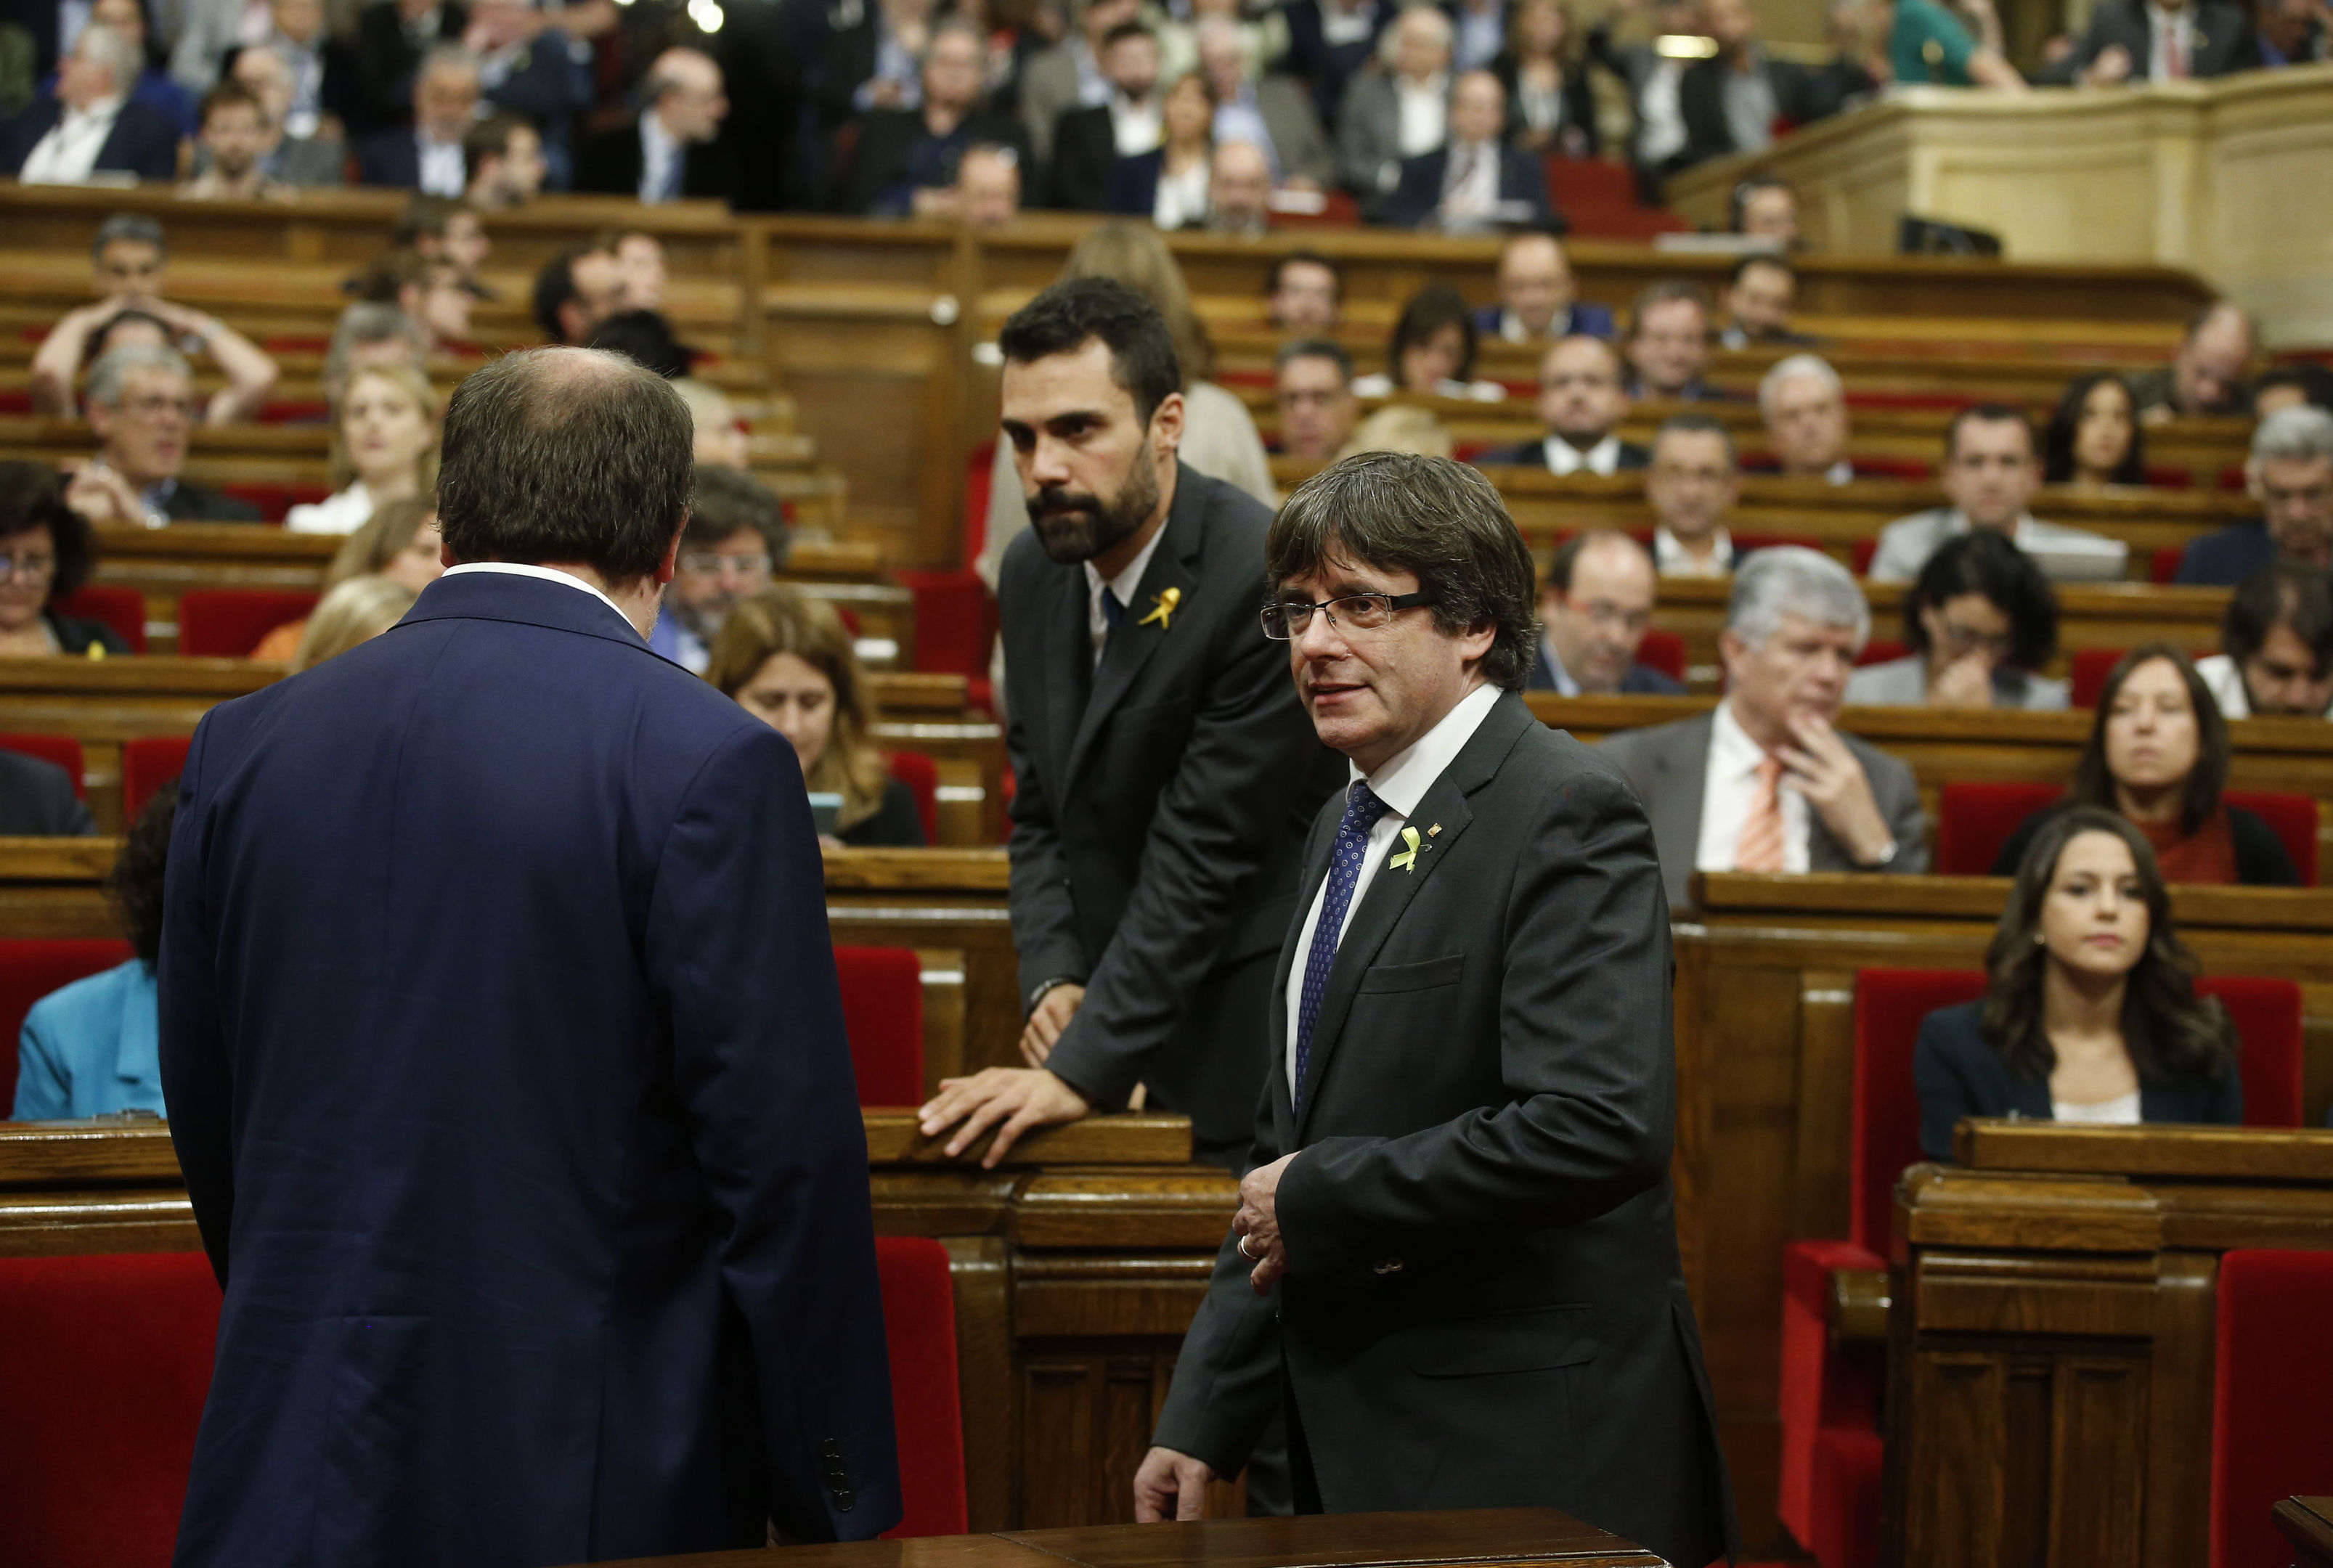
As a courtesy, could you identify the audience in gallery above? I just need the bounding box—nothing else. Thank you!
[1280,0,1397,132]
[1371,70,1556,231]
[395,195,492,287]
[2130,301,2256,422]
[286,363,441,534]
[1643,412,1747,575]
[1352,282,1506,401]
[1272,339,1363,461]
[1791,0,1882,121]
[452,0,593,188]
[1478,232,1612,344]
[70,0,200,135]
[1622,281,1720,403]
[1190,14,1334,189]
[532,242,633,345]
[1869,404,2128,584]
[1730,170,1801,248]
[1201,139,1275,234]
[355,42,481,195]
[8,780,175,1122]
[2,23,182,183]
[0,461,139,661]
[199,0,357,135]
[1860,0,2029,86]
[649,466,794,674]
[574,46,733,203]
[323,298,430,405]
[252,493,447,661]
[2176,406,2333,585]
[2198,560,2333,719]
[1049,22,1168,211]
[1587,0,1702,192]
[215,40,348,187]
[1335,4,1454,197]
[704,587,928,849]
[1017,0,1143,168]
[815,0,940,126]
[672,376,751,470]
[463,111,547,208]
[1163,0,1290,92]
[585,309,697,380]
[1492,0,1597,158]
[1915,806,2242,1158]
[1475,333,1646,474]
[2042,372,2149,489]
[31,216,280,425]
[288,573,419,670]
[1721,253,1810,349]
[2253,0,2331,64]
[1992,645,2301,885]
[2040,0,2262,83]
[1447,0,1510,70]
[1678,0,1801,165]
[843,17,1029,217]
[1528,529,1687,695]
[950,142,1027,225]
[1104,69,1223,226]
[350,247,474,353]
[341,0,470,139]
[183,81,294,199]
[1754,354,1854,483]
[1599,546,1929,908]
[62,344,264,526]
[2252,364,2333,419]
[1846,529,2069,710]
[1265,250,1343,332]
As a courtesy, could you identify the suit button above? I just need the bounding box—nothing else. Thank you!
[834,1489,855,1511]
[1372,1258,1404,1275]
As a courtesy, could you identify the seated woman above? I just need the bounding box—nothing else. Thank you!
[1991,643,2301,885]
[704,587,927,849]
[1493,0,1597,158]
[1107,72,1217,229]
[0,460,134,658]
[1353,285,1506,402]
[1918,805,2241,1158]
[289,577,420,674]
[285,364,441,535]
[2043,373,2149,491]
[11,780,177,1119]
[1846,530,2069,710]
[253,495,443,661]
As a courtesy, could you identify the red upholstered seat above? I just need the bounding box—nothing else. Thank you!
[177,589,321,659]
[1852,638,1907,669]
[0,1251,221,1568]
[1851,538,1877,576]
[875,1235,968,1538]
[884,751,941,844]
[1937,780,2319,885]
[2151,544,2187,584]
[0,733,86,796]
[50,586,148,653]
[835,946,924,1106]
[0,938,137,1110]
[896,568,998,714]
[1732,532,1826,558]
[123,736,194,823]
[215,481,330,522]
[2212,1249,2333,1568]
[1636,629,1685,682]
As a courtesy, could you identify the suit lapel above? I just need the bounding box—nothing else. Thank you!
[1064,469,1204,788]
[1041,568,1089,790]
[1659,712,1714,869]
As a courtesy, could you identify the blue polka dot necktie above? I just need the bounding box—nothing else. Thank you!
[1293,781,1391,1117]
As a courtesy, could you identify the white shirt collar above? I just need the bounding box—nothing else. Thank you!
[441,562,640,635]
[1710,696,1769,780]
[640,107,682,200]
[1544,432,1619,475]
[1350,680,1502,819]
[1083,520,1170,658]
[1654,523,1734,576]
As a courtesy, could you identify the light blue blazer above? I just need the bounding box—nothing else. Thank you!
[11,959,163,1120]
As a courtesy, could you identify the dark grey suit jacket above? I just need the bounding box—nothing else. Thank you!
[998,463,1343,1161]
[2039,0,2259,81]
[1150,692,1736,1568]
[1595,708,1928,909]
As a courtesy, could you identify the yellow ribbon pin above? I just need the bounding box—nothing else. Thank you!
[1388,825,1424,872]
[1137,586,1182,629]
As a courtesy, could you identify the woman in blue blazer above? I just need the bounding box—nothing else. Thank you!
[11,781,176,1119]
[1916,804,2242,1159]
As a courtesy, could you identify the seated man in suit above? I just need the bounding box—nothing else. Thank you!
[1624,280,1718,402]
[1205,139,1274,236]
[842,20,1028,216]
[2255,0,2329,62]
[2128,301,2255,423]
[1474,335,1645,475]
[1757,354,1855,484]
[1335,4,1454,195]
[344,0,468,136]
[60,345,262,526]
[2043,0,2259,82]
[1269,251,1343,332]
[1017,0,1141,168]
[463,113,546,209]
[572,47,733,203]
[1720,254,1812,350]
[1475,232,1615,345]
[956,142,1024,226]
[1599,546,1928,908]
[183,82,291,200]
[2197,560,2333,718]
[3,23,182,182]
[224,44,346,187]
[356,44,481,195]
[1647,412,1748,576]
[1046,22,1164,211]
[1531,530,1687,694]
[460,0,592,184]
[1370,70,1555,232]
[1871,404,2128,584]
[1275,339,1361,462]
[2178,406,2333,586]
[1194,16,1337,189]
[1678,0,1804,166]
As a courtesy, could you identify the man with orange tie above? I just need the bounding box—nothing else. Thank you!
[1595,547,1926,910]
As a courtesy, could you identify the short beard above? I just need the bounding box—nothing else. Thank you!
[1029,438,1160,565]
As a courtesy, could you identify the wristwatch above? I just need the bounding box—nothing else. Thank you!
[1028,976,1080,1013]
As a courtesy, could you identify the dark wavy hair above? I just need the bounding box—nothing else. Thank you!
[1902,528,2059,671]
[2043,373,2148,486]
[0,459,99,603]
[2069,643,2228,836]
[1979,805,2236,1086]
[110,779,179,968]
[1388,284,1478,387]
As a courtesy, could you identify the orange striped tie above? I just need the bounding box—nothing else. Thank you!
[1737,755,1786,873]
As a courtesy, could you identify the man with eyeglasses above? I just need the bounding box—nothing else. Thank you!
[648,467,791,673]
[1473,335,1646,476]
[1869,404,2125,584]
[2177,405,2333,587]
[1133,452,1735,1568]
[1528,531,1685,695]
[62,344,261,528]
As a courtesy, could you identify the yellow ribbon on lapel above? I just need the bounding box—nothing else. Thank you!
[1388,824,1423,872]
[1137,586,1182,629]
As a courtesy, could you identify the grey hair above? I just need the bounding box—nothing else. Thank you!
[2249,404,2333,468]
[419,43,482,84]
[73,23,142,94]
[1377,4,1453,65]
[1758,353,1842,420]
[91,213,166,264]
[1727,545,1869,649]
[86,342,191,409]
[325,303,426,400]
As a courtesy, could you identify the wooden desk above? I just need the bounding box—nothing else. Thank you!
[2276,1498,2333,1568]
[584,1508,1661,1568]
[1883,1124,2333,1568]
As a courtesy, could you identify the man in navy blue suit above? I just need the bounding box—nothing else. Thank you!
[159,347,901,1567]
[1,23,181,183]
[1372,72,1558,232]
[2176,405,2333,587]
[1470,232,1616,345]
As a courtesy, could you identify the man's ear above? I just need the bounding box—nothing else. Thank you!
[1149,390,1186,459]
[87,401,115,443]
[655,515,686,588]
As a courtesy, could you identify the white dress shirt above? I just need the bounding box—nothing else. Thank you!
[1636,58,1687,164]
[1439,138,1502,224]
[1083,522,1168,664]
[1153,157,1212,229]
[284,481,377,536]
[2052,1090,2142,1125]
[1320,0,1380,46]
[1695,698,1809,877]
[1284,680,1502,1092]
[2148,1,2197,77]
[1655,524,1735,577]
[441,562,638,633]
[19,93,123,184]
[418,131,467,197]
[1111,92,1164,155]
[1543,433,1625,476]
[639,109,682,203]
[1393,73,1448,156]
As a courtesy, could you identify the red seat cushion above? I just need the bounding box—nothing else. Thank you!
[895,569,998,687]
[884,752,940,845]
[1936,781,2064,876]
[0,733,86,797]
[834,946,924,1106]
[215,482,330,522]
[0,939,138,1111]
[874,1236,967,1538]
[1852,538,1878,577]
[1636,628,1685,682]
[123,737,194,823]
[2150,545,2186,584]
[178,590,322,659]
[2223,791,2319,886]
[0,1251,221,1568]
[50,586,148,653]
[2212,1250,2333,1568]
[1853,637,1907,669]
[2199,975,2304,1127]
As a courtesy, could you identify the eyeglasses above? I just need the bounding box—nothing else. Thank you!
[121,393,196,419]
[1935,620,2014,658]
[1261,590,1434,640]
[679,552,773,579]
[0,554,57,584]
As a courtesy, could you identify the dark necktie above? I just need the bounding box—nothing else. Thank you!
[1101,588,1125,634]
[1292,782,1391,1116]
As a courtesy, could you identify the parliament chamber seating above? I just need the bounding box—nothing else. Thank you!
[1636,629,1687,684]
[0,938,137,1109]
[0,732,86,795]
[123,736,194,822]
[1934,780,2321,884]
[2212,1249,2333,1568]
[885,751,943,845]
[176,590,319,660]
[874,1235,971,1539]
[835,945,927,1107]
[1778,967,2307,1568]
[51,587,149,654]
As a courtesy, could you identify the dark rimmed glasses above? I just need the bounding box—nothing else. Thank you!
[1261,591,1435,640]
